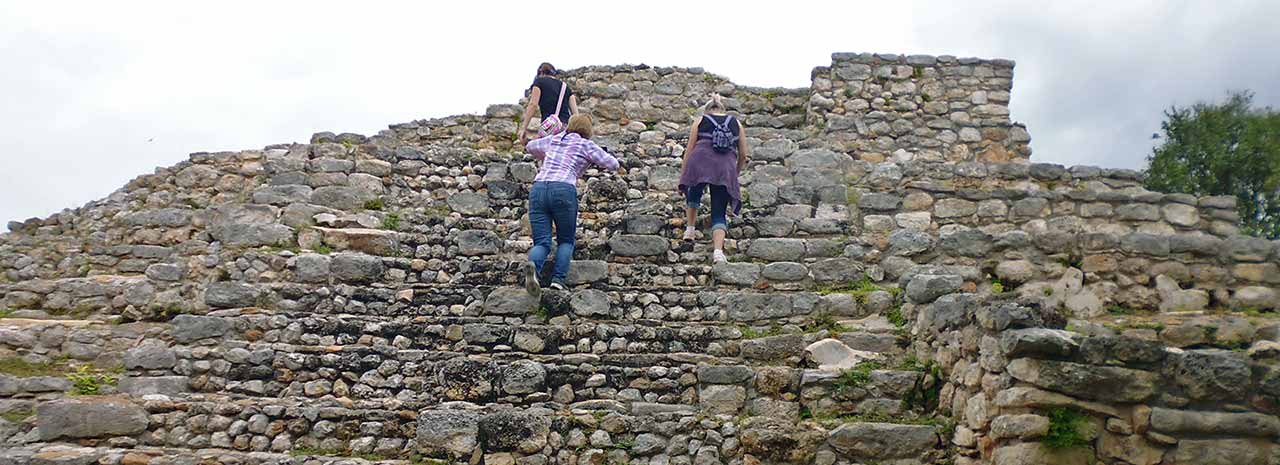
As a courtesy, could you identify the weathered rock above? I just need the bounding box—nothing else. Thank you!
[568,289,611,318]
[906,274,963,303]
[827,423,938,459]
[747,238,806,261]
[37,397,148,440]
[170,315,232,343]
[1000,328,1077,358]
[1006,358,1157,402]
[804,339,879,371]
[448,192,491,215]
[417,409,480,456]
[438,359,495,401]
[699,385,746,414]
[1150,407,1280,437]
[478,409,551,453]
[123,342,176,370]
[609,235,669,256]
[1165,350,1252,402]
[501,360,546,395]
[117,376,189,396]
[458,230,501,256]
[989,414,1049,440]
[204,281,262,308]
[485,287,538,316]
[1171,439,1271,465]
[992,442,1091,465]
[330,253,384,284]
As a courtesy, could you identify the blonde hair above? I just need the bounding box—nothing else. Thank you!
[700,93,726,113]
[565,114,593,139]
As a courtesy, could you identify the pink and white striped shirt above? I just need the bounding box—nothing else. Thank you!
[526,133,620,184]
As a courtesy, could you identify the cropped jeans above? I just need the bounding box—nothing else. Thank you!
[685,183,730,232]
[527,181,578,281]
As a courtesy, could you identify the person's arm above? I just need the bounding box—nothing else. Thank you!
[680,116,702,180]
[585,142,621,172]
[569,94,579,116]
[517,86,542,146]
[736,119,749,173]
[526,135,551,160]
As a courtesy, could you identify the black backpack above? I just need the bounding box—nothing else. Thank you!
[703,114,737,154]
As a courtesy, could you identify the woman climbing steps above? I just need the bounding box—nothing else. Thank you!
[678,94,749,263]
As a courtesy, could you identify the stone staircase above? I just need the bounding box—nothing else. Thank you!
[4,53,1279,465]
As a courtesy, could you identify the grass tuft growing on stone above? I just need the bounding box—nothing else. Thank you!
[806,313,848,335]
[382,212,402,231]
[0,408,32,424]
[1043,407,1091,450]
[834,360,883,398]
[0,357,68,377]
[740,325,783,339]
[363,198,385,211]
[66,364,119,395]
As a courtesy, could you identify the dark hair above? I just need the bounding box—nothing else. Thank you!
[537,62,557,77]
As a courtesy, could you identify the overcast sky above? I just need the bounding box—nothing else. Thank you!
[2,1,1278,228]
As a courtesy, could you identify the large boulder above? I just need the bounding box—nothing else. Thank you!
[1006,358,1157,403]
[37,397,148,440]
[1164,350,1252,402]
[827,422,938,459]
[484,287,539,316]
[207,203,294,247]
[478,408,552,453]
[417,409,481,457]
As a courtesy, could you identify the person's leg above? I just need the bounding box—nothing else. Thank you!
[709,185,730,260]
[548,183,579,285]
[527,183,552,276]
[684,184,705,240]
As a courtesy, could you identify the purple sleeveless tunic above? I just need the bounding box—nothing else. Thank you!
[678,136,742,215]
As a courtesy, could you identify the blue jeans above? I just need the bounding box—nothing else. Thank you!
[528,181,578,281]
[686,183,729,232]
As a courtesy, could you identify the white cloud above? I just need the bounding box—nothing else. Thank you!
[2,0,1278,228]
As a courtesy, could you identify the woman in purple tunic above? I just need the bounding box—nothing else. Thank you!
[678,94,748,263]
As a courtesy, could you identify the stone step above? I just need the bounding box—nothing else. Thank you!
[5,387,941,465]
[0,444,403,465]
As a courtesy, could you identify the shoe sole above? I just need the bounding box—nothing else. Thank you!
[523,263,542,297]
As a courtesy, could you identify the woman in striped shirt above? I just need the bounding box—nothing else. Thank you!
[522,114,621,295]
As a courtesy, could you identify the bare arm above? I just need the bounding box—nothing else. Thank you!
[681,116,702,178]
[569,95,579,115]
[736,119,748,172]
[517,86,542,146]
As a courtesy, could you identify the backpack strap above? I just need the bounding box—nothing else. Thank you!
[703,113,727,130]
[553,81,568,119]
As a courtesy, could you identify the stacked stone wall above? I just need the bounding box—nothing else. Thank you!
[0,52,1278,465]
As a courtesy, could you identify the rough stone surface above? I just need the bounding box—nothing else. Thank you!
[37,397,149,440]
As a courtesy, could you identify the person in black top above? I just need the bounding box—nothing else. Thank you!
[517,63,579,147]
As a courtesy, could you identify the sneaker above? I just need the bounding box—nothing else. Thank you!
[683,227,697,241]
[712,249,727,263]
[549,279,568,291]
[522,262,542,297]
